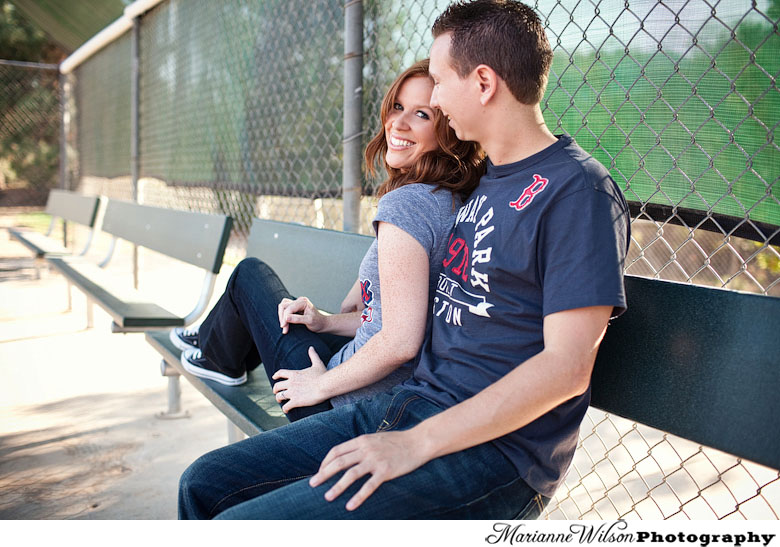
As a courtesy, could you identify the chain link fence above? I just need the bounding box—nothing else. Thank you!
[0,60,60,208]
[55,0,780,520]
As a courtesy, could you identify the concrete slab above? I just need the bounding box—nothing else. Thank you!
[0,217,231,519]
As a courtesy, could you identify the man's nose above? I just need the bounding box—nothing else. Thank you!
[430,87,440,109]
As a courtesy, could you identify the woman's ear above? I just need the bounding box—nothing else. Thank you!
[474,65,498,106]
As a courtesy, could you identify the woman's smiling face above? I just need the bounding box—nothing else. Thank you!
[384,75,438,171]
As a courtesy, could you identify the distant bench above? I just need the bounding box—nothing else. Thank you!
[145,219,780,510]
[9,189,102,278]
[145,217,372,433]
[47,199,233,333]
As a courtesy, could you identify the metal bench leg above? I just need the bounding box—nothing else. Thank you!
[227,420,246,444]
[156,360,190,420]
[66,281,73,312]
[86,298,94,328]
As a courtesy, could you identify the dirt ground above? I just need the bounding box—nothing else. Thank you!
[0,218,229,519]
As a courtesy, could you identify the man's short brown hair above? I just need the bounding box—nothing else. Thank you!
[432,0,553,105]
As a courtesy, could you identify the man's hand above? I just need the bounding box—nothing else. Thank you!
[278,296,327,334]
[272,347,329,411]
[309,429,429,511]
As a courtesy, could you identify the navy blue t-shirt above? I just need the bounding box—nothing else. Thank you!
[404,135,630,497]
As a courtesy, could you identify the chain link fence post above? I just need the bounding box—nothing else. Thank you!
[343,0,364,233]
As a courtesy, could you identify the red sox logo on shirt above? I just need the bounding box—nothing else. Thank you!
[509,174,548,211]
[360,279,374,324]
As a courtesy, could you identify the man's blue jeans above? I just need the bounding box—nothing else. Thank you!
[199,257,351,421]
[178,387,549,519]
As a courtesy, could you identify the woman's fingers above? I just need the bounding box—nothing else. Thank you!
[307,346,324,367]
[271,369,290,382]
[278,297,312,333]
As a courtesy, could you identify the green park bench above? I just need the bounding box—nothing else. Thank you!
[145,218,780,507]
[8,189,102,278]
[47,199,233,333]
[592,276,780,473]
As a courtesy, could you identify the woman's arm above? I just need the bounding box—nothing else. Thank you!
[272,221,430,410]
[339,279,363,313]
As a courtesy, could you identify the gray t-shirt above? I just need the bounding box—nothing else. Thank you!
[327,183,461,406]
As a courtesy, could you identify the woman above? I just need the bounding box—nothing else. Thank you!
[170,59,484,421]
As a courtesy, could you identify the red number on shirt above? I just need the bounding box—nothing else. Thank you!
[443,235,469,282]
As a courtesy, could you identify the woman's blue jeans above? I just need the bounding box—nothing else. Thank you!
[178,387,549,519]
[198,257,351,421]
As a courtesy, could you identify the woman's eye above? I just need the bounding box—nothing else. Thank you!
[416,111,430,120]
[393,103,403,111]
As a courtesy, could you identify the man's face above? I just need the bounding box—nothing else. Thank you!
[429,33,479,142]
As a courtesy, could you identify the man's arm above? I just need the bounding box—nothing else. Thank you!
[309,304,613,510]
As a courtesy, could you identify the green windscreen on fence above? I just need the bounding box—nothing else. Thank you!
[540,1,779,234]
[75,31,132,181]
[138,0,344,198]
[68,0,778,238]
[364,1,779,234]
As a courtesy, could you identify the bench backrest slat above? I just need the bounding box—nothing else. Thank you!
[101,200,233,273]
[592,275,780,471]
[247,219,374,314]
[46,189,101,227]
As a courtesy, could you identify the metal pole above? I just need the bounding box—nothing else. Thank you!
[58,73,67,192]
[59,72,68,247]
[342,0,363,233]
[131,17,141,289]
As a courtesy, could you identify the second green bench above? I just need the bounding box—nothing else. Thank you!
[48,199,233,333]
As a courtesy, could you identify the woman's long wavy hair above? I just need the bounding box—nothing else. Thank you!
[365,59,485,200]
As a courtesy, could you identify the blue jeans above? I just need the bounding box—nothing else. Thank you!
[178,387,548,519]
[199,257,351,421]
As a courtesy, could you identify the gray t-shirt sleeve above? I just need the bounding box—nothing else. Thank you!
[372,183,453,256]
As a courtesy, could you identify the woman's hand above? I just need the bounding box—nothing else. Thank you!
[272,347,329,411]
[278,296,328,334]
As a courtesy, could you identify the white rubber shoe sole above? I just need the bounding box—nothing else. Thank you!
[180,349,247,386]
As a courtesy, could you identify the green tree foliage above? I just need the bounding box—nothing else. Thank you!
[0,1,64,205]
[0,1,63,63]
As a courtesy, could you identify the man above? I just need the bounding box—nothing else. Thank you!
[179,0,629,519]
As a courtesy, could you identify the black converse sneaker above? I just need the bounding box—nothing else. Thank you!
[170,326,200,352]
[180,348,247,386]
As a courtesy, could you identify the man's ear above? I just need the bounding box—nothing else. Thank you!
[474,65,498,106]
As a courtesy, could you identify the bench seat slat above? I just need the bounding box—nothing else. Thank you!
[48,256,185,328]
[145,330,289,434]
[8,228,70,258]
[592,275,780,471]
